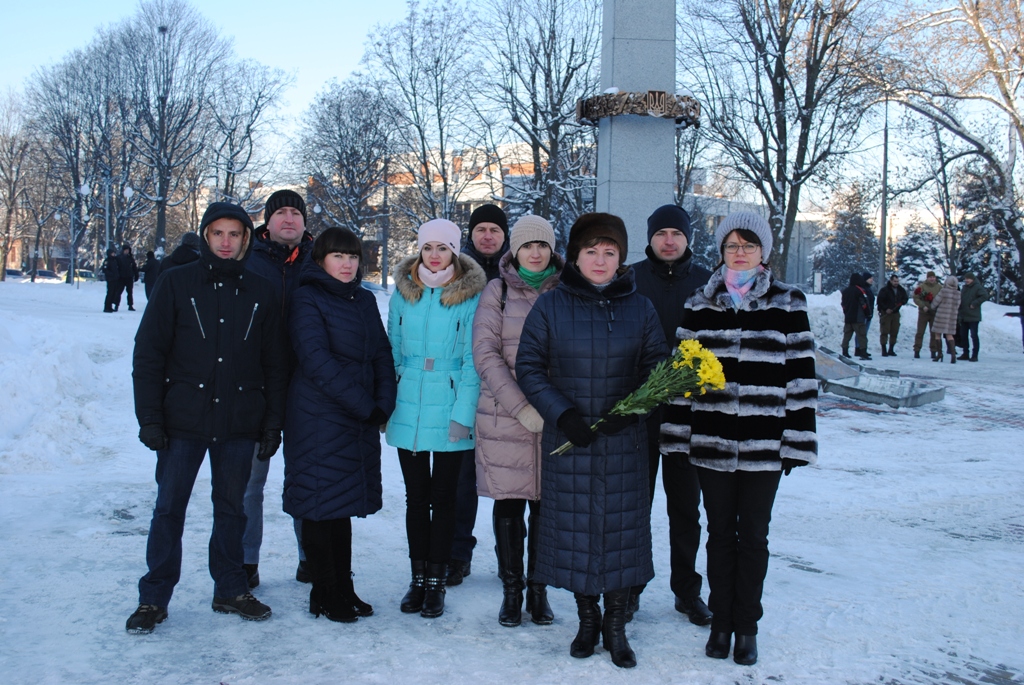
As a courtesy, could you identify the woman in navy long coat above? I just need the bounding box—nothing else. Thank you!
[516,213,666,668]
[283,227,397,624]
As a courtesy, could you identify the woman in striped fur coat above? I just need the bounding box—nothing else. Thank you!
[660,212,817,667]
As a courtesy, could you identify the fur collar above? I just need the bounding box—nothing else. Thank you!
[691,266,806,313]
[393,253,487,306]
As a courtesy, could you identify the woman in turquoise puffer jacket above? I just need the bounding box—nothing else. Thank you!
[385,218,486,620]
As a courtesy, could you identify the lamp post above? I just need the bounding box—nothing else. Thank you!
[879,96,889,280]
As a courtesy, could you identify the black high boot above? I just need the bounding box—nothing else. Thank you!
[304,521,356,623]
[602,588,637,668]
[494,514,525,627]
[569,594,602,658]
[947,338,957,364]
[888,342,897,356]
[880,338,889,356]
[333,518,373,617]
[525,511,553,625]
[420,562,447,618]
[400,560,427,613]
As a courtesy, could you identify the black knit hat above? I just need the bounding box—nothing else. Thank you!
[566,212,628,262]
[264,189,307,224]
[468,204,508,235]
[200,202,254,233]
[646,204,692,243]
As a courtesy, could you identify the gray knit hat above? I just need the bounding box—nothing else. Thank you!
[714,211,773,261]
[509,215,556,256]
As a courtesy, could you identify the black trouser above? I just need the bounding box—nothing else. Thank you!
[301,517,351,589]
[451,450,478,563]
[104,281,122,311]
[122,280,135,308]
[398,449,467,564]
[959,321,980,356]
[696,466,782,636]
[646,414,704,600]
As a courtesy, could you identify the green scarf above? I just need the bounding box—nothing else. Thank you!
[517,264,557,290]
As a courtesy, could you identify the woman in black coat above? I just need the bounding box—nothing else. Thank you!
[283,227,397,624]
[660,212,817,666]
[516,213,665,669]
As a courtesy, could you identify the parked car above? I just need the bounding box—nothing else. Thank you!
[4,268,23,279]
[33,269,64,283]
[74,269,97,282]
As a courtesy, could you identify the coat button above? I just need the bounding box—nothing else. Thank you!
[238,386,243,391]
[218,358,223,362]
[212,437,217,442]
[214,398,220,403]
[220,318,225,323]
[199,383,204,388]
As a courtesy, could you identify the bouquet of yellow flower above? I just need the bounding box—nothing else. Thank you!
[551,339,726,455]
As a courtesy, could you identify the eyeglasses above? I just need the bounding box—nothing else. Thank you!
[723,243,760,254]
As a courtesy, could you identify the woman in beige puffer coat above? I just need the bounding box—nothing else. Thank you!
[472,215,563,629]
[930,275,961,363]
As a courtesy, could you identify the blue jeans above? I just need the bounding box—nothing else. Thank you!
[451,450,478,563]
[242,454,305,564]
[138,438,256,607]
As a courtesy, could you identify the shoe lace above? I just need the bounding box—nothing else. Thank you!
[239,592,258,602]
[136,604,161,613]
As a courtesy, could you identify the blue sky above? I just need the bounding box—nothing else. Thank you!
[0,0,410,122]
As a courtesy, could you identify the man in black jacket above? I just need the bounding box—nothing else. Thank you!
[876,273,908,356]
[157,233,201,280]
[632,204,713,626]
[102,247,121,312]
[841,273,871,359]
[117,244,140,311]
[241,189,315,588]
[126,202,288,634]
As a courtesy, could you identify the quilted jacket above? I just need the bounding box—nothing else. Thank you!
[515,262,666,595]
[282,261,397,521]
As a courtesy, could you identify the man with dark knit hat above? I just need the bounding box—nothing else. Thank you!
[127,202,288,634]
[242,188,316,589]
[446,203,510,586]
[629,204,713,626]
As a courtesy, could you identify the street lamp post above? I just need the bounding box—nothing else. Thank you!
[879,97,889,280]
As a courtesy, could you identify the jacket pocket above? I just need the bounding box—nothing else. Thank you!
[163,376,210,433]
[231,383,267,435]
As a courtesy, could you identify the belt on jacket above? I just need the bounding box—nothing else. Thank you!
[402,355,462,371]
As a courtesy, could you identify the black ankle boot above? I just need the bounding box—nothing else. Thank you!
[494,515,525,627]
[524,512,554,625]
[733,634,758,665]
[569,594,601,658]
[309,585,357,623]
[400,560,426,613]
[705,630,731,659]
[602,588,637,668]
[420,562,447,618]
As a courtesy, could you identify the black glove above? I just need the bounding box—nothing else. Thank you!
[139,424,168,451]
[557,409,595,448]
[256,429,282,461]
[597,411,634,435]
[781,458,800,476]
[367,407,389,428]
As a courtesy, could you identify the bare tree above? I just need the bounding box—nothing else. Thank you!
[678,0,880,280]
[0,92,32,281]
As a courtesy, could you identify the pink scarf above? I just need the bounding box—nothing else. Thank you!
[723,265,763,307]
[418,263,455,288]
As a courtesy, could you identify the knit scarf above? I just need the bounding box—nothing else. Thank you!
[723,265,763,307]
[517,264,556,290]
[418,263,455,288]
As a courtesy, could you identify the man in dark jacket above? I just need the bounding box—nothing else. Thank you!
[840,272,871,359]
[630,204,713,626]
[158,233,202,279]
[242,189,315,589]
[957,272,989,361]
[102,247,121,312]
[876,273,909,356]
[142,250,160,300]
[127,202,288,634]
[447,203,510,586]
[912,271,942,359]
[117,244,140,311]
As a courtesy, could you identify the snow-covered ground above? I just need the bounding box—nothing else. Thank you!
[1,280,1022,685]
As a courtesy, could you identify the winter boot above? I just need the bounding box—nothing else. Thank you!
[339,572,373,617]
[295,560,311,584]
[126,604,167,634]
[494,514,525,627]
[400,560,427,613]
[625,585,643,622]
[933,344,943,362]
[855,347,872,360]
[333,519,371,617]
[888,343,897,357]
[420,562,447,618]
[446,558,471,586]
[211,592,272,621]
[880,339,889,356]
[569,594,602,658]
[914,348,920,359]
[841,347,850,358]
[947,338,957,364]
[304,531,355,623]
[525,512,554,625]
[734,634,758,665]
[602,588,637,668]
[958,349,970,360]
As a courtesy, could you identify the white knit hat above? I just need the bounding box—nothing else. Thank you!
[714,211,773,261]
[417,219,462,255]
[509,215,556,256]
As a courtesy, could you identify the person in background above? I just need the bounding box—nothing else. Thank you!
[876,273,909,356]
[283,227,397,624]
[930,275,962,363]
[117,244,140,311]
[629,204,713,626]
[957,272,989,362]
[102,247,121,313]
[158,233,201,279]
[472,215,563,628]
[840,272,871,359]
[242,189,316,589]
[386,219,486,619]
[912,271,942,359]
[661,212,817,667]
[142,251,160,300]
[447,203,510,586]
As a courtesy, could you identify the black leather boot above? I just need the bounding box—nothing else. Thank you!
[705,630,731,659]
[947,339,957,364]
[602,588,637,668]
[624,585,642,622]
[569,594,601,658]
[420,562,447,618]
[733,634,758,665]
[525,511,554,625]
[494,514,525,627]
[400,560,427,613]
[888,343,897,356]
[304,531,356,623]
[339,572,373,617]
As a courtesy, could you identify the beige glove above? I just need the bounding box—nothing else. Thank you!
[516,405,544,433]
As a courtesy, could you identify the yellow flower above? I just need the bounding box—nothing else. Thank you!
[684,391,691,398]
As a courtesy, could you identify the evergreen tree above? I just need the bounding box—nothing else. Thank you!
[953,169,1020,304]
[895,221,946,288]
[812,184,879,293]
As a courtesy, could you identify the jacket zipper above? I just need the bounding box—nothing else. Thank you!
[190,298,206,339]
[243,303,258,341]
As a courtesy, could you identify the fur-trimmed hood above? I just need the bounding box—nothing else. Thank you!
[393,253,487,306]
